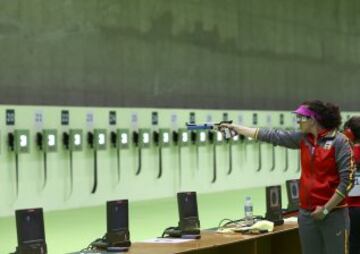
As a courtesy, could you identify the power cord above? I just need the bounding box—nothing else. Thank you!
[160,226,181,238]
[79,234,107,252]
[217,218,235,229]
[217,215,265,230]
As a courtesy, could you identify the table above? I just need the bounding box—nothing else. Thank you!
[74,222,301,254]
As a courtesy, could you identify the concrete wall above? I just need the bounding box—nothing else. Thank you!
[0,0,359,109]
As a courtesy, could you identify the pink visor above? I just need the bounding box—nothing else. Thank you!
[293,105,319,119]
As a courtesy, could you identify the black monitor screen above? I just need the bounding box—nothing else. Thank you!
[286,179,299,200]
[15,208,45,245]
[107,200,129,233]
[266,185,282,211]
[177,192,199,219]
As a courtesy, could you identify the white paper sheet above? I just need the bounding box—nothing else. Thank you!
[284,217,298,223]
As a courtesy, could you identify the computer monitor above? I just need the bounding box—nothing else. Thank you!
[15,208,47,254]
[107,199,129,233]
[106,200,131,248]
[286,179,300,212]
[177,192,200,237]
[265,185,284,225]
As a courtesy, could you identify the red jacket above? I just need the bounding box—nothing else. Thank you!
[258,128,355,211]
[347,144,360,207]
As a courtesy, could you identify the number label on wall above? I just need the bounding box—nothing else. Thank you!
[206,114,212,123]
[34,110,43,129]
[6,109,15,126]
[61,110,69,126]
[152,111,158,126]
[131,112,138,129]
[189,112,196,124]
[171,113,178,129]
[86,112,94,129]
[109,111,116,125]
[279,113,284,126]
[266,115,272,126]
[223,113,229,122]
[237,114,244,125]
[252,113,258,126]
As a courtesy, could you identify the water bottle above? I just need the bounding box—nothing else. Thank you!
[244,196,254,225]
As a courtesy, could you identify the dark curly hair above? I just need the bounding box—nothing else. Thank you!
[302,100,342,129]
[344,116,360,141]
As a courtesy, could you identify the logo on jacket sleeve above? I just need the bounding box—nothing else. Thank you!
[324,140,334,150]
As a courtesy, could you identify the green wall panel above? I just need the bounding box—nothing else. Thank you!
[0,105,355,218]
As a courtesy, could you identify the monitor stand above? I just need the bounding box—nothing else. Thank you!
[16,243,47,254]
[265,211,284,226]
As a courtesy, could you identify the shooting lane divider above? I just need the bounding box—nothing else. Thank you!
[172,131,181,185]
[87,132,97,194]
[110,129,129,184]
[158,145,163,179]
[212,130,227,182]
[42,152,47,189]
[256,140,262,172]
[15,153,19,197]
[116,147,120,182]
[221,113,233,176]
[176,133,182,185]
[132,129,150,176]
[156,129,171,179]
[87,129,107,194]
[69,149,73,196]
[134,131,141,176]
[172,129,190,187]
[212,140,217,183]
[190,131,200,171]
[63,132,73,199]
[227,139,232,175]
[132,131,142,176]
[251,113,262,172]
[270,145,276,171]
[35,133,48,190]
[63,129,83,200]
[281,119,289,173]
[8,130,30,199]
[208,131,217,184]
[221,113,232,176]
[283,147,289,172]
[36,129,57,191]
[228,134,242,175]
[92,149,97,194]
[153,130,162,179]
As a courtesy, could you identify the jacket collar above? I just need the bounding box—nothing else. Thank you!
[306,129,337,144]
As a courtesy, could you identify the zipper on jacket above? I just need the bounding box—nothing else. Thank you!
[309,143,316,210]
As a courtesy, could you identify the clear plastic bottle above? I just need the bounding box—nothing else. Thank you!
[244,196,254,225]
